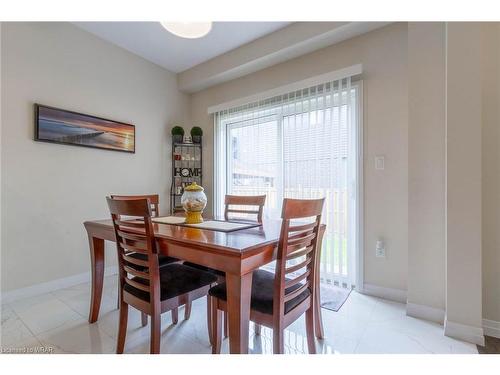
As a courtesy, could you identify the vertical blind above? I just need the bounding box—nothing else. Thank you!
[214,75,359,288]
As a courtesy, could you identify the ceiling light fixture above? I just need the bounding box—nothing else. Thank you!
[160,22,212,39]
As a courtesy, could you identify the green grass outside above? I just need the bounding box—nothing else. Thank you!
[321,235,348,275]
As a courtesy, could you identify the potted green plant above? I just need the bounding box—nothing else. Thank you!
[171,126,185,143]
[190,126,203,144]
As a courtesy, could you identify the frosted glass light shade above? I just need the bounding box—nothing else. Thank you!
[160,22,212,39]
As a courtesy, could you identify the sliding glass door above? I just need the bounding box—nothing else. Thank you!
[215,79,360,288]
[226,115,283,218]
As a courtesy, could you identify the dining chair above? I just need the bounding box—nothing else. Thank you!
[111,194,181,325]
[106,196,218,354]
[224,194,266,223]
[208,197,325,354]
[183,194,267,341]
[111,194,161,217]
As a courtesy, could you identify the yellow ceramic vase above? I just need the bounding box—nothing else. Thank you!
[180,182,207,224]
[185,211,203,224]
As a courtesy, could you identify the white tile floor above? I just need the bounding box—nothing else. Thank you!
[1,275,478,354]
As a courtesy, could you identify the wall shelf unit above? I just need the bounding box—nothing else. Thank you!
[170,142,202,214]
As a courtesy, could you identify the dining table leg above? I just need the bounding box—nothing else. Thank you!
[88,235,105,323]
[225,272,253,354]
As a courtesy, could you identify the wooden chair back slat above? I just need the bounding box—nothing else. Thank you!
[123,265,151,280]
[120,234,148,246]
[286,244,314,260]
[111,194,160,217]
[273,198,324,320]
[287,232,316,247]
[285,257,312,275]
[117,230,149,242]
[124,277,150,292]
[288,222,317,233]
[114,220,145,228]
[118,240,148,254]
[284,269,311,289]
[226,209,260,215]
[122,253,149,268]
[283,283,310,303]
[224,195,266,223]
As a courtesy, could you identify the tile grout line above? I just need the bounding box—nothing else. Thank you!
[49,290,90,320]
[1,302,43,348]
[48,289,119,344]
[352,298,386,353]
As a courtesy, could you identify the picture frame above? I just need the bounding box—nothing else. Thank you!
[34,104,135,153]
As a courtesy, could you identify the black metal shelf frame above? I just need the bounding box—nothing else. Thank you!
[170,141,203,214]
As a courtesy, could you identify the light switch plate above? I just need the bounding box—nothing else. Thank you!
[375,155,385,170]
[376,239,386,258]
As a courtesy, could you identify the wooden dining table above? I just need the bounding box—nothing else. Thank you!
[84,217,325,354]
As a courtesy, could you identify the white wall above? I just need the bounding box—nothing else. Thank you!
[445,23,484,344]
[190,23,409,292]
[407,23,446,321]
[481,23,500,326]
[1,23,190,292]
[0,22,3,295]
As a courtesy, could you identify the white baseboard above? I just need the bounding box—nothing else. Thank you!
[483,319,500,339]
[444,318,485,346]
[1,266,118,304]
[359,283,407,303]
[406,302,445,324]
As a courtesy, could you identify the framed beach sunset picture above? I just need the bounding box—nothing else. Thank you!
[34,104,135,153]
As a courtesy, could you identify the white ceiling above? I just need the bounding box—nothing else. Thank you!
[73,22,291,73]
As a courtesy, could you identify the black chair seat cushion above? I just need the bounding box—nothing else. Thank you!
[208,269,311,315]
[124,263,218,302]
[127,252,178,267]
[183,261,225,277]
